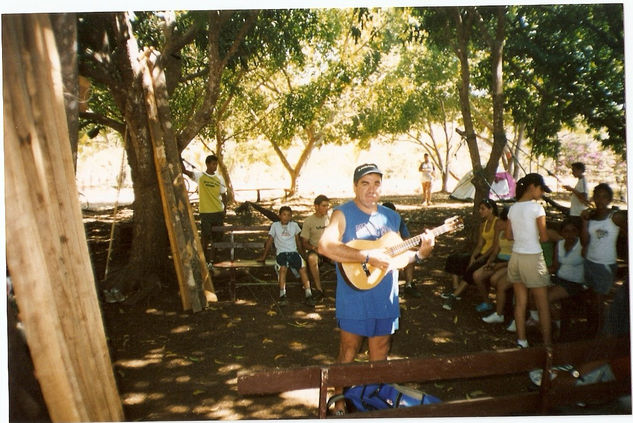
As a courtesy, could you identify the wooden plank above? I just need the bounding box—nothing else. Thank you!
[550,337,630,365]
[237,366,322,395]
[3,14,123,421]
[324,347,546,387]
[237,348,546,396]
[213,241,266,250]
[548,379,631,407]
[211,225,271,232]
[214,259,276,268]
[140,50,215,311]
[237,338,630,418]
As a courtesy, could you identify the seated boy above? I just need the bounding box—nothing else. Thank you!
[259,206,315,307]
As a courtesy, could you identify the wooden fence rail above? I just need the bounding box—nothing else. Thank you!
[238,337,630,418]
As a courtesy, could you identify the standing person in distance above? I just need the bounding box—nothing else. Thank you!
[318,163,435,415]
[182,154,227,265]
[300,195,331,301]
[563,162,589,225]
[418,153,435,206]
[506,173,553,348]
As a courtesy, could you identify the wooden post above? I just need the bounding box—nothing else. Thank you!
[139,48,216,312]
[3,14,124,421]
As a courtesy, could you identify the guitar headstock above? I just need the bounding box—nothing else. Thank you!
[444,216,464,233]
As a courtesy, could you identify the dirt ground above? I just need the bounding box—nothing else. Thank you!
[83,193,626,420]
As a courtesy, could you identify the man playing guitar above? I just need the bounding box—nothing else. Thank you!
[318,163,435,415]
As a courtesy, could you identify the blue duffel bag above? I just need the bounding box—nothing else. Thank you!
[327,383,441,413]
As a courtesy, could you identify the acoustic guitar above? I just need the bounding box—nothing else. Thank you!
[339,216,463,290]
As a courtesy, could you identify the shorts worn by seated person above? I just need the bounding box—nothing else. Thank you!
[276,251,304,271]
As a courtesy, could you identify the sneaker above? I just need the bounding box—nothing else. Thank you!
[506,320,517,332]
[482,312,504,324]
[475,302,493,313]
[112,288,126,302]
[103,289,117,304]
[312,289,324,301]
[278,295,288,306]
[442,294,456,310]
[404,283,422,298]
[104,288,125,303]
[517,339,529,348]
[440,291,461,300]
[304,295,316,307]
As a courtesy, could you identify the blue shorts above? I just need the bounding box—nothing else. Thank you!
[276,252,304,271]
[338,317,399,337]
[584,260,618,295]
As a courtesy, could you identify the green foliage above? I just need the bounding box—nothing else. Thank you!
[504,4,625,157]
[347,32,461,143]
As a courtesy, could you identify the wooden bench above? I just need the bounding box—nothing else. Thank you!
[211,225,276,300]
[237,337,630,418]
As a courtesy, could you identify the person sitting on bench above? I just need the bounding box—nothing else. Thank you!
[300,195,331,301]
[547,218,586,334]
[259,206,315,307]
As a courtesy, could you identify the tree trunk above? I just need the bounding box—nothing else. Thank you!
[452,9,482,180]
[215,130,235,203]
[267,126,319,197]
[483,7,508,196]
[452,8,488,221]
[103,14,173,293]
[512,123,525,180]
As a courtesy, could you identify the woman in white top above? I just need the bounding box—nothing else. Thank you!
[506,173,552,348]
[580,183,627,334]
[418,153,435,206]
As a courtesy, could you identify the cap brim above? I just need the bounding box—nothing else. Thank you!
[543,185,552,193]
[354,170,382,182]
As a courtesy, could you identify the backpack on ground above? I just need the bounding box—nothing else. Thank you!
[327,383,441,413]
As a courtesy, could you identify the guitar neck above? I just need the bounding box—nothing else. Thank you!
[386,224,453,257]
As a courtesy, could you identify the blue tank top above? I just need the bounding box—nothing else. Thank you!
[335,201,401,320]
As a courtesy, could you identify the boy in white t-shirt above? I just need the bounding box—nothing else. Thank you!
[259,206,315,307]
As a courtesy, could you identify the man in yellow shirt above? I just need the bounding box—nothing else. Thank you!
[183,155,227,263]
